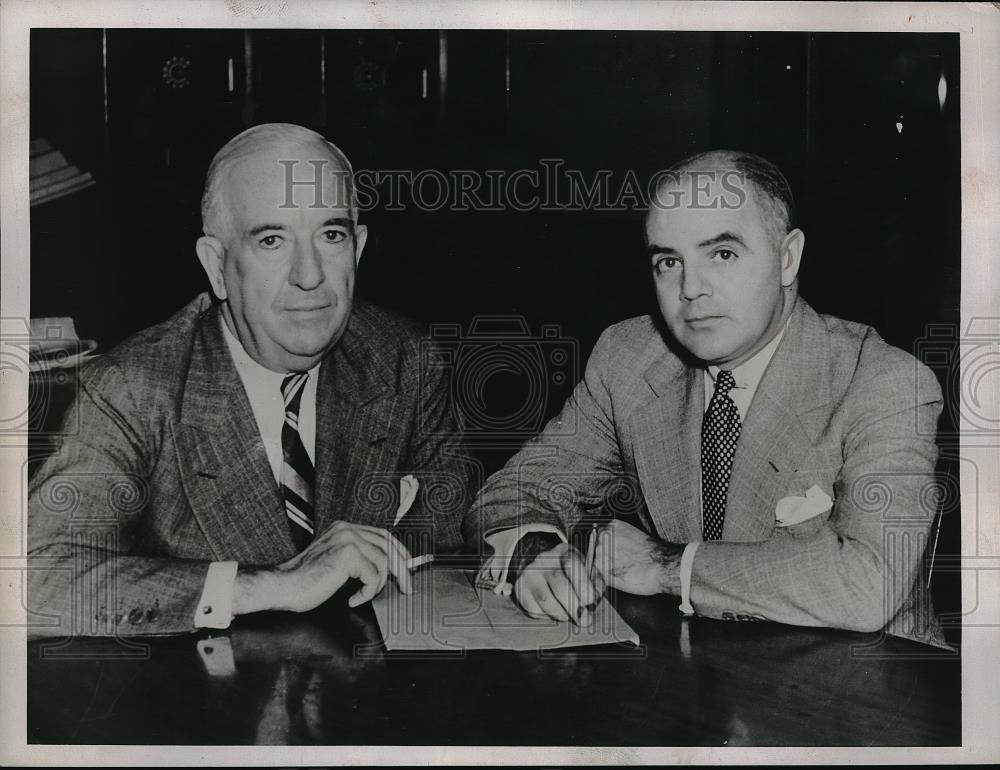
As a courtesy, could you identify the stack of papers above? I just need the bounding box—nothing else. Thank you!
[30,138,96,207]
[372,568,640,652]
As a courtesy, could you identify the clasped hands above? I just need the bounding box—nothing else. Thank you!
[512,519,684,626]
[234,520,415,616]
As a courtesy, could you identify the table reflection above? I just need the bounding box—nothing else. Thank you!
[27,593,960,746]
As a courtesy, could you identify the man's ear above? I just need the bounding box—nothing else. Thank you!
[196,236,227,300]
[353,223,368,267]
[780,228,805,287]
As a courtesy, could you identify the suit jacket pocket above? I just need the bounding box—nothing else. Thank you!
[781,506,832,539]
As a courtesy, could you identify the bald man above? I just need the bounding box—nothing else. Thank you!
[467,150,947,648]
[28,124,475,636]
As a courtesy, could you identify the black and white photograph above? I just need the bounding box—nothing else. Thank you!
[1,0,997,764]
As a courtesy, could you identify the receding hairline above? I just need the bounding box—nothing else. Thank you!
[201,123,357,239]
[647,149,795,242]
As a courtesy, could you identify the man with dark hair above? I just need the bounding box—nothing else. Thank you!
[28,123,475,636]
[467,149,946,646]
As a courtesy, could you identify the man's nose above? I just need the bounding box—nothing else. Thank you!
[680,263,710,301]
[288,239,325,290]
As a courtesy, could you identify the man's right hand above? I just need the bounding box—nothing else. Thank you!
[513,541,605,626]
[233,521,414,616]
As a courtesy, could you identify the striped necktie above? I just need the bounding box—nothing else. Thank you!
[701,369,741,541]
[281,372,315,551]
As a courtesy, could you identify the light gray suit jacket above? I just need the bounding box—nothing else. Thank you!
[465,298,947,647]
[28,293,477,637]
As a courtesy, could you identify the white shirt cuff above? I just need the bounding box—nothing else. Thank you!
[477,524,567,597]
[678,542,699,616]
[193,561,239,629]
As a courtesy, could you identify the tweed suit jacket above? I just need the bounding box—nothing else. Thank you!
[465,297,947,647]
[28,293,476,637]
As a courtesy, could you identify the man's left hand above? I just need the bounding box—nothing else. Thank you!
[594,519,683,596]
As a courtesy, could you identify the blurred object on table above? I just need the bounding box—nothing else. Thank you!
[29,316,98,373]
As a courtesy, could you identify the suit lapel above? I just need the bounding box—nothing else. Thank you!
[312,306,395,535]
[171,306,297,563]
[630,350,705,543]
[724,299,833,541]
[631,298,834,545]
[724,391,810,541]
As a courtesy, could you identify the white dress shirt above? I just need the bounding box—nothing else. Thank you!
[194,315,320,629]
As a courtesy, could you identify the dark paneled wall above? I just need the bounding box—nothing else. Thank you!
[29,29,959,349]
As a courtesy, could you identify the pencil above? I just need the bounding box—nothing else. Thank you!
[579,523,601,619]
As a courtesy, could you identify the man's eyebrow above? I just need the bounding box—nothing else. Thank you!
[697,231,747,249]
[646,232,748,255]
[247,223,286,237]
[321,217,355,230]
[246,217,355,237]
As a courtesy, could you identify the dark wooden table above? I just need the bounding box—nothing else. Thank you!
[27,586,959,746]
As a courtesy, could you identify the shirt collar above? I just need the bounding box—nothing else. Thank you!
[707,315,790,391]
[220,313,320,385]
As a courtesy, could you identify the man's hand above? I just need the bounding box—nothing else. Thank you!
[593,519,683,595]
[513,541,605,626]
[233,521,414,616]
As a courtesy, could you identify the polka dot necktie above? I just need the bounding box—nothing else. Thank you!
[281,373,315,552]
[701,369,741,541]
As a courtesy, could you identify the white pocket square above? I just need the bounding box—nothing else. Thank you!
[775,484,833,527]
[392,474,419,527]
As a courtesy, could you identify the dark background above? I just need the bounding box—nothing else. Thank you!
[29,29,961,633]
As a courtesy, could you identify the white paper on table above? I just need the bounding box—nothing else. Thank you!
[372,568,640,652]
